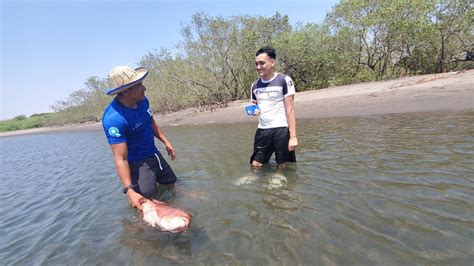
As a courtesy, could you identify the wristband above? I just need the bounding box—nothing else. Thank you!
[122,184,136,194]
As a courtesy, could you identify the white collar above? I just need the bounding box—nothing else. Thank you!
[261,73,277,83]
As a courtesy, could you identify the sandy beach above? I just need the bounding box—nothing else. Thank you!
[1,70,473,138]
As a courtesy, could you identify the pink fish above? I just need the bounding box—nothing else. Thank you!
[140,199,191,233]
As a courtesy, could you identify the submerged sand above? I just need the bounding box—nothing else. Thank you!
[1,70,473,138]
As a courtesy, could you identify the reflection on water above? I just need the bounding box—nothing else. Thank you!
[0,111,473,264]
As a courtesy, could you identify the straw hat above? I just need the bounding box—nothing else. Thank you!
[106,66,149,95]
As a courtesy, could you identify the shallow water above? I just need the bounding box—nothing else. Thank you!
[0,111,473,265]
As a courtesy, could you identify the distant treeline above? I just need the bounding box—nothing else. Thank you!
[0,113,53,132]
[3,0,472,130]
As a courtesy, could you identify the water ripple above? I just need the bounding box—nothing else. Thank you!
[1,112,473,264]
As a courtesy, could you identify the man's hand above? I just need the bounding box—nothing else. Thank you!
[127,189,145,210]
[288,136,298,151]
[166,144,177,160]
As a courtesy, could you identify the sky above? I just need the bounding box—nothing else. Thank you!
[1,0,339,120]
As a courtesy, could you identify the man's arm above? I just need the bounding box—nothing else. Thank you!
[110,143,145,210]
[151,117,176,160]
[284,95,298,151]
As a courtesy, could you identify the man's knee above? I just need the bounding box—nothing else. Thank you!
[138,184,157,199]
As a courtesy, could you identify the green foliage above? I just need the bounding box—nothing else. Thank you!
[140,12,293,112]
[49,76,109,125]
[13,1,471,129]
[14,115,27,120]
[0,113,52,132]
[326,0,472,76]
[30,112,50,117]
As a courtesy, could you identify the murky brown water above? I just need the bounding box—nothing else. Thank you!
[1,111,473,265]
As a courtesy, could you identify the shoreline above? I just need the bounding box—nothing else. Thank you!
[1,70,473,138]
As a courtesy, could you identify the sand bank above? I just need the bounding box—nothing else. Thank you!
[1,70,472,138]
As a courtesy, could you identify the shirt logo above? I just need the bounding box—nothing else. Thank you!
[147,108,153,117]
[108,127,121,138]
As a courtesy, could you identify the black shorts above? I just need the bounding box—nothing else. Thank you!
[250,127,296,165]
[129,152,177,199]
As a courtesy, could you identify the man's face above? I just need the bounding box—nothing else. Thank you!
[126,82,146,101]
[255,53,275,79]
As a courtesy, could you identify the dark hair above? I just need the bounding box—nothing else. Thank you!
[256,46,276,59]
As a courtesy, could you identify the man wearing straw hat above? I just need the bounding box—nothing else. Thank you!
[102,65,177,209]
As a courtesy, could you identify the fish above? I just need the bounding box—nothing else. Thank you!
[141,199,191,233]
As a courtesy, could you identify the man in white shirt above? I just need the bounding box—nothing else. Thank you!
[249,46,298,168]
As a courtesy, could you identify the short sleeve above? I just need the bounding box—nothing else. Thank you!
[102,111,127,145]
[283,76,296,97]
[251,81,257,102]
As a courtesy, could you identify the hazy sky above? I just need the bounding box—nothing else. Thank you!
[1,0,338,120]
